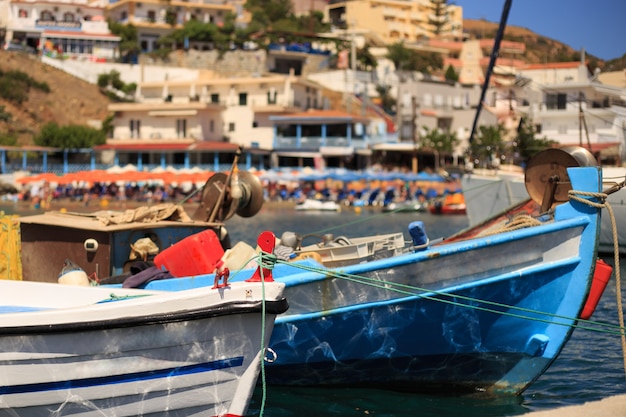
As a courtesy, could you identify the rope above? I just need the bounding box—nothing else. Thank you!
[258,257,268,417]
[272,256,625,336]
[569,189,626,378]
[478,213,543,237]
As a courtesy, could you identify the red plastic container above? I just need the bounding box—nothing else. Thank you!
[581,259,613,320]
[154,229,224,277]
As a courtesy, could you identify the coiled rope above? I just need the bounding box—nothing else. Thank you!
[569,188,626,378]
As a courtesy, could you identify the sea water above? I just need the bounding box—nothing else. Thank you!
[223,206,626,417]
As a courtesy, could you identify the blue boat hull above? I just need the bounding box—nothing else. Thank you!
[111,166,602,396]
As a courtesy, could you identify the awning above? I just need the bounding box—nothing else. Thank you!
[274,151,321,158]
[320,146,354,156]
[372,143,417,152]
[148,110,198,117]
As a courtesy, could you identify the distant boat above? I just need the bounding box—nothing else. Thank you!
[428,192,467,215]
[0,278,288,415]
[295,198,341,212]
[382,200,427,213]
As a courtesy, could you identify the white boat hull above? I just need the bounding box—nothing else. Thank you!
[0,280,287,416]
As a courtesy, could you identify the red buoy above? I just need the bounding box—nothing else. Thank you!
[581,259,613,320]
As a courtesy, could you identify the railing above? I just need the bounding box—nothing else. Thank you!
[273,136,369,149]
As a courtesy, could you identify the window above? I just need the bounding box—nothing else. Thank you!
[176,119,187,138]
[267,89,277,104]
[238,92,247,106]
[18,9,28,18]
[210,93,219,104]
[228,122,235,132]
[546,93,567,110]
[210,120,214,132]
[63,12,75,22]
[147,10,156,22]
[130,119,141,138]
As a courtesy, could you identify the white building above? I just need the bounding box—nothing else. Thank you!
[515,60,626,163]
[106,70,325,166]
[2,0,119,59]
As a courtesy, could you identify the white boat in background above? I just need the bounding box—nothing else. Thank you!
[462,161,626,254]
[295,198,341,212]
[0,279,288,416]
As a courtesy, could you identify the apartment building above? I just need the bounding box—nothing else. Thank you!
[2,0,119,58]
[106,0,238,53]
[325,0,463,44]
[105,70,325,166]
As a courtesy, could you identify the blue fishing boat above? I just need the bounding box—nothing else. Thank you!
[113,146,612,395]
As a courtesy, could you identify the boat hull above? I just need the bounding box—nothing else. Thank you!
[0,281,287,416]
[115,166,601,396]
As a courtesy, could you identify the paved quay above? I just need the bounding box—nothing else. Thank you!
[522,394,626,416]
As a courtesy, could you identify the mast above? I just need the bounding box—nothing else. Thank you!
[468,0,513,144]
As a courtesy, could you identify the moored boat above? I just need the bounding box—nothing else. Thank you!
[461,152,626,254]
[0,277,288,416]
[294,198,342,212]
[115,147,611,396]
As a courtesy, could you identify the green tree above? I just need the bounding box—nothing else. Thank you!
[420,126,460,168]
[108,21,140,62]
[514,117,556,164]
[468,124,507,166]
[386,43,443,74]
[428,0,451,36]
[34,123,106,149]
[356,44,377,71]
[444,65,458,82]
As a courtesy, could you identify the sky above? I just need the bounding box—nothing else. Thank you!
[454,0,625,61]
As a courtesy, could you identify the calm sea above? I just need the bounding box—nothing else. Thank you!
[5,202,626,416]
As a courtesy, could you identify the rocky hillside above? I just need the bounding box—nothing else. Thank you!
[463,19,604,66]
[0,52,111,145]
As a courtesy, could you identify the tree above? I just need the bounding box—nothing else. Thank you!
[356,44,377,71]
[108,21,140,63]
[420,126,460,169]
[467,124,507,167]
[514,117,556,164]
[444,65,458,82]
[386,43,443,74]
[34,123,106,149]
[428,0,451,36]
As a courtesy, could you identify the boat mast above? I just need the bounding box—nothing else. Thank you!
[468,0,513,144]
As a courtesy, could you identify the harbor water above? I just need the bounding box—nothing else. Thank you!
[4,201,626,416]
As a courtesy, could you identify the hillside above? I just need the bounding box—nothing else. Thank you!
[463,19,604,66]
[0,52,111,145]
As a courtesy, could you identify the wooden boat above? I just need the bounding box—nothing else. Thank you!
[114,147,609,396]
[0,278,288,416]
[9,148,266,283]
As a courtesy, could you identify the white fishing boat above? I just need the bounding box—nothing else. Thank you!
[294,198,341,212]
[462,156,626,253]
[0,278,287,416]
